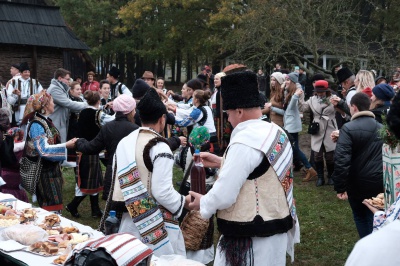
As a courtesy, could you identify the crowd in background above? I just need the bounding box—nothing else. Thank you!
[1,60,400,265]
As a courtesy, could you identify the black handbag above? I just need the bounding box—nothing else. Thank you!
[308,104,327,135]
[308,122,320,135]
[0,134,17,166]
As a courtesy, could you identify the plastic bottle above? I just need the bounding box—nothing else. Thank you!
[190,149,206,201]
[104,210,120,235]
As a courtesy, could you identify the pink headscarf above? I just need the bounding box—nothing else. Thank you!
[113,94,136,114]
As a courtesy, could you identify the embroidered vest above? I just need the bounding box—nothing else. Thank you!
[112,130,178,245]
[217,150,293,237]
[26,115,60,158]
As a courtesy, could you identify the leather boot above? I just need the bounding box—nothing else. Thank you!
[66,196,86,218]
[302,167,317,182]
[315,161,325,187]
[326,162,335,185]
[90,194,103,218]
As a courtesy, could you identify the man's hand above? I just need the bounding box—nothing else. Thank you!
[330,95,341,106]
[166,102,176,112]
[200,152,222,168]
[331,130,339,143]
[167,90,175,97]
[179,136,187,146]
[105,101,113,109]
[337,192,348,200]
[184,194,192,209]
[13,89,21,96]
[362,199,380,214]
[188,191,202,211]
[65,138,78,149]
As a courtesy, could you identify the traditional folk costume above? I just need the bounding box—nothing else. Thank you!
[6,63,43,126]
[25,108,66,212]
[75,112,139,201]
[66,104,115,218]
[76,107,107,195]
[199,72,300,266]
[66,94,83,162]
[108,67,132,100]
[100,89,186,257]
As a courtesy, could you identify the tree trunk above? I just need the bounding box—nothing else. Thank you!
[176,52,182,84]
[126,52,135,87]
[171,58,176,84]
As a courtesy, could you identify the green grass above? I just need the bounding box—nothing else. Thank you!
[57,156,358,266]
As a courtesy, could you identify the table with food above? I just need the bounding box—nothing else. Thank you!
[0,193,206,266]
[0,193,104,265]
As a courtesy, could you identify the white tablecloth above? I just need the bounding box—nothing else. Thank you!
[0,193,104,265]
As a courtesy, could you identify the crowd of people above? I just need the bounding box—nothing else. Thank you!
[0,60,400,265]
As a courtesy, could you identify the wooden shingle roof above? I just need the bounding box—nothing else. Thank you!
[0,2,89,50]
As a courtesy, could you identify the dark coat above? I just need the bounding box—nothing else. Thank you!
[75,112,139,200]
[332,111,383,199]
[370,104,389,124]
[75,112,139,165]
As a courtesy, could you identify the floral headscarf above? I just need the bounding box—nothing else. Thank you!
[7,127,24,142]
[22,90,52,125]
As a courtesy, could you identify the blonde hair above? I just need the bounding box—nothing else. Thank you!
[355,70,375,92]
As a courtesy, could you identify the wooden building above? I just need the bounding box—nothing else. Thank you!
[0,0,92,88]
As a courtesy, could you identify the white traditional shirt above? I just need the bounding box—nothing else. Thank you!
[6,77,43,123]
[115,128,185,257]
[200,119,300,265]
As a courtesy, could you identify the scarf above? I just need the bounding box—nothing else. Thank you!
[113,128,173,248]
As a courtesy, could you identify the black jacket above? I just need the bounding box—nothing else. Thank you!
[370,104,389,124]
[332,111,383,199]
[76,112,139,165]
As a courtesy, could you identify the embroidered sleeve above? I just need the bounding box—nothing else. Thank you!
[29,123,66,162]
[121,84,133,97]
[150,142,184,218]
[175,108,202,127]
[96,110,115,127]
[153,152,174,163]
[373,193,400,231]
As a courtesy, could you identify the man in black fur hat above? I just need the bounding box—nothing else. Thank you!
[189,71,299,265]
[108,88,190,257]
[106,66,132,100]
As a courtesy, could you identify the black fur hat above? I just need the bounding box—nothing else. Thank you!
[221,71,263,110]
[132,79,150,99]
[137,88,167,122]
[336,67,354,83]
[108,67,120,79]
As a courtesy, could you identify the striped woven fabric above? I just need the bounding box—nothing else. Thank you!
[114,128,172,249]
[65,233,153,266]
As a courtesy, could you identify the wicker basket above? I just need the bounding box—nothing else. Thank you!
[180,210,210,251]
